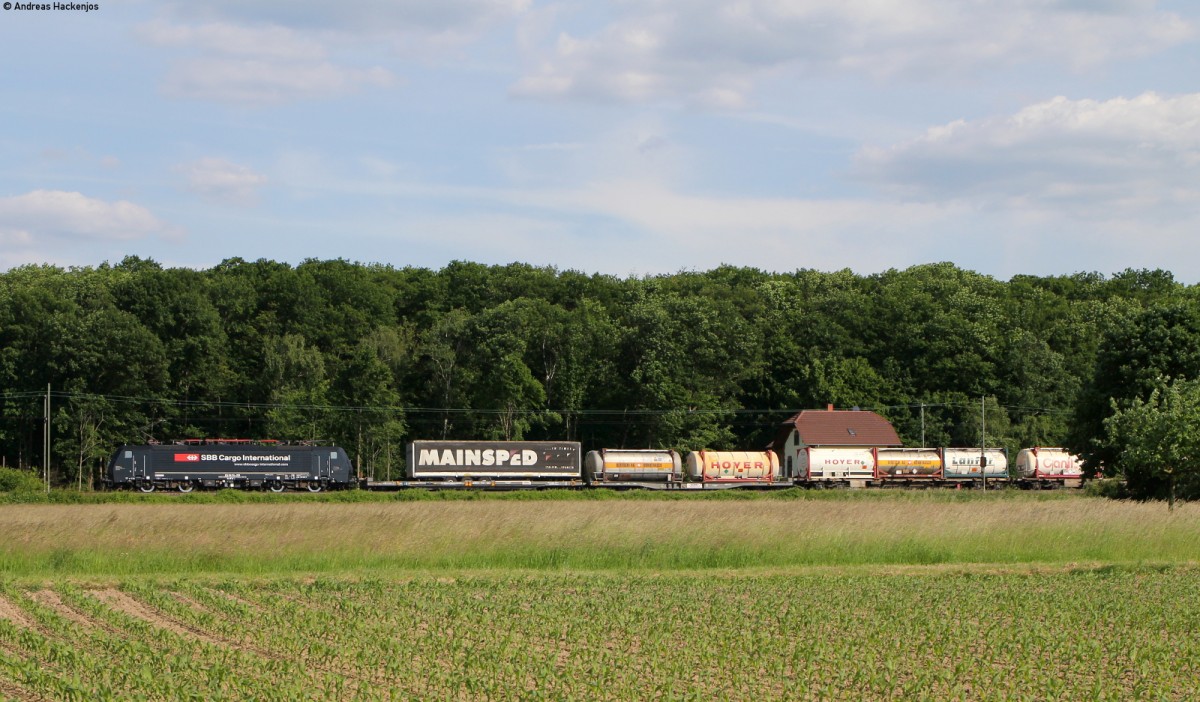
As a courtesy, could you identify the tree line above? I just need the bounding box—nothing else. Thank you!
[0,256,1196,498]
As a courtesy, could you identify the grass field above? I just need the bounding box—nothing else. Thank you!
[1,492,1197,699]
[0,493,1195,576]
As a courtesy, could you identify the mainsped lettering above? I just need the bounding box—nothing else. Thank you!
[418,448,539,467]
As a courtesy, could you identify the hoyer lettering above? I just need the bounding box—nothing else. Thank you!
[706,461,766,470]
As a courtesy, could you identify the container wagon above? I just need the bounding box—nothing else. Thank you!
[683,450,785,488]
[942,448,1009,482]
[362,440,584,489]
[584,448,683,489]
[1015,447,1084,487]
[875,447,942,483]
[792,446,876,486]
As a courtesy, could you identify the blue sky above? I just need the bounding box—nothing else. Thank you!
[1,0,1198,280]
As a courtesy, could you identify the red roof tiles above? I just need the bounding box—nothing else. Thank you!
[772,409,902,455]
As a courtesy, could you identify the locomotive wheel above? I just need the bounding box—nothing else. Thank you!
[306,482,323,493]
[269,482,285,493]
[137,482,155,493]
[177,482,194,493]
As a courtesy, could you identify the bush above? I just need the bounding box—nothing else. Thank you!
[0,467,46,492]
[1084,478,1130,500]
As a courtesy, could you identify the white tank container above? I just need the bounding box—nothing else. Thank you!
[1015,447,1083,479]
[684,450,780,483]
[942,448,1009,479]
[584,449,681,482]
[797,447,875,481]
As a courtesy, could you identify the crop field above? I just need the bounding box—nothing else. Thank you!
[0,493,1198,699]
[1,569,1198,700]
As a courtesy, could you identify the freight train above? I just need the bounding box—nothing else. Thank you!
[106,439,1084,492]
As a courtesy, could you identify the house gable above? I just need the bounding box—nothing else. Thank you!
[772,408,902,456]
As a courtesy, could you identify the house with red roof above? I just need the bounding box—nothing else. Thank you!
[771,405,902,480]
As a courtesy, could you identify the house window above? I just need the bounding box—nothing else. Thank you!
[847,428,857,437]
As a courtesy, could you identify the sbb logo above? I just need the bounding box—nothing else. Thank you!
[174,453,201,462]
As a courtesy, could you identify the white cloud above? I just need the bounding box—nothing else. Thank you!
[366,185,952,276]
[387,211,583,266]
[176,158,269,206]
[139,17,397,105]
[171,0,530,34]
[377,177,1200,279]
[136,19,326,59]
[0,191,184,256]
[853,91,1200,215]
[162,58,395,105]
[152,0,531,59]
[487,116,691,188]
[536,180,953,273]
[513,0,1194,105]
[139,1,535,106]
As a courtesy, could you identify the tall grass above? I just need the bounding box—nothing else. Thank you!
[1,497,1197,576]
[0,485,1087,505]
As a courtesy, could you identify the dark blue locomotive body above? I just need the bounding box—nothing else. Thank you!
[106,441,354,493]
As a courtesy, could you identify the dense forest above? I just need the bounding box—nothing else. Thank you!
[1,257,1197,494]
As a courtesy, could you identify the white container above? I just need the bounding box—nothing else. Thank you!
[584,449,681,482]
[942,448,1009,479]
[795,447,875,481]
[1015,447,1083,479]
[684,450,780,483]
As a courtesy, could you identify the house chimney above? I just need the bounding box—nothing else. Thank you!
[827,403,834,411]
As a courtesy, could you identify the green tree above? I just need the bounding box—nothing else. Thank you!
[261,334,330,442]
[327,343,406,476]
[531,299,619,441]
[462,301,548,440]
[1104,377,1200,508]
[1070,303,1200,472]
[610,282,759,450]
[415,309,477,439]
[111,264,232,436]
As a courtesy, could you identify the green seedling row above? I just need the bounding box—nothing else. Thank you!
[1,569,1197,700]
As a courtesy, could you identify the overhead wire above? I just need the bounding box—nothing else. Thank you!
[0,389,1074,418]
